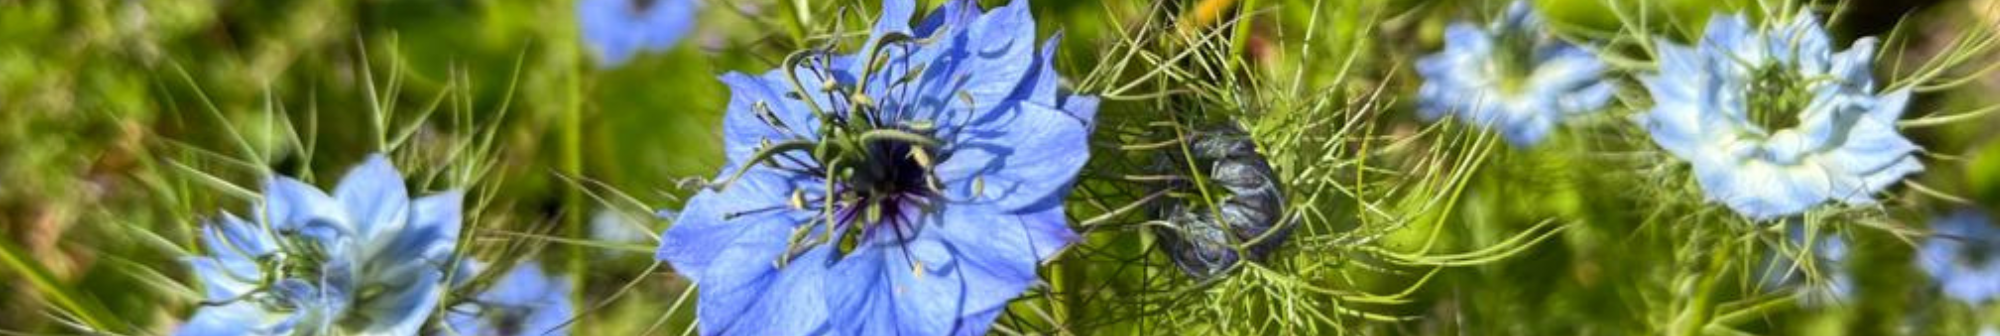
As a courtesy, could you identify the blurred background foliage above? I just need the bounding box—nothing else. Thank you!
[2,0,1999,334]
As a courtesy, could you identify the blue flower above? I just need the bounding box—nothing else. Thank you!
[579,0,700,67]
[1919,209,2000,303]
[654,0,1097,334]
[445,262,575,336]
[1415,1,1614,146]
[179,155,464,336]
[1641,12,1921,220]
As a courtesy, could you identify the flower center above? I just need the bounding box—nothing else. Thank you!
[1490,30,1539,95]
[723,34,962,266]
[1745,64,1812,132]
[626,0,658,12]
[1960,241,1996,269]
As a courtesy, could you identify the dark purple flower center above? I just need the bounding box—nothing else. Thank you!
[729,36,959,265]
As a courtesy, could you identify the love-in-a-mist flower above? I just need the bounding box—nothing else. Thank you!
[655,0,1097,334]
[445,262,575,336]
[1641,12,1921,220]
[179,155,464,336]
[1919,209,2000,303]
[1415,1,1614,146]
[578,0,700,67]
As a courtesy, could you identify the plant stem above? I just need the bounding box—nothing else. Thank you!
[0,240,115,331]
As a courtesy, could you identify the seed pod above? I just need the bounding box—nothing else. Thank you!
[1153,125,1294,279]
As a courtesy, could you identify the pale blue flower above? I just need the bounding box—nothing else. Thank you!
[1919,209,2000,303]
[446,262,575,336]
[179,155,464,336]
[579,0,700,67]
[1416,1,1614,146]
[655,0,1097,334]
[1641,12,1921,220]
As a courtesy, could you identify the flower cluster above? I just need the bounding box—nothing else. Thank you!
[1640,12,1922,220]
[654,0,1097,334]
[1416,1,1614,146]
[179,155,464,335]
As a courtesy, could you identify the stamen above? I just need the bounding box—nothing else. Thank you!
[908,146,934,168]
[712,140,815,192]
[972,175,986,199]
[789,189,808,210]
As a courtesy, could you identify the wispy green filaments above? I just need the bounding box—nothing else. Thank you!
[1744,63,1813,132]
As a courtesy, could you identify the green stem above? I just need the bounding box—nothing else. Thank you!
[563,2,590,332]
[1671,238,1731,336]
[1225,0,1260,76]
[0,240,115,331]
[784,0,814,46]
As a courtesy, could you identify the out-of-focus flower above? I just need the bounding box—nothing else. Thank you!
[446,262,575,336]
[1919,209,2000,303]
[1641,12,1921,220]
[179,155,464,336]
[579,0,701,67]
[654,0,1098,334]
[1416,1,1614,146]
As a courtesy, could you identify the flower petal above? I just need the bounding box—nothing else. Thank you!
[350,270,444,336]
[935,102,1091,211]
[658,167,818,281]
[334,155,412,254]
[261,177,349,233]
[697,247,834,335]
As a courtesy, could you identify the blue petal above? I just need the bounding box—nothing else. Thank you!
[1822,114,1919,175]
[201,213,275,275]
[1700,14,1762,65]
[901,0,1039,123]
[823,226,948,335]
[696,247,834,335]
[1864,88,1911,123]
[1706,160,1831,220]
[1527,47,1608,100]
[1640,82,1705,158]
[1829,38,1879,91]
[1498,107,1556,146]
[657,167,817,280]
[188,258,260,302]
[872,0,918,39]
[826,202,1071,335]
[1498,1,1538,32]
[579,0,699,67]
[333,154,411,250]
[1770,11,1832,71]
[403,190,465,262]
[261,177,350,234]
[351,270,444,335]
[934,102,1092,211]
[450,262,575,336]
[1922,210,2000,303]
[1060,92,1101,128]
[719,72,821,165]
